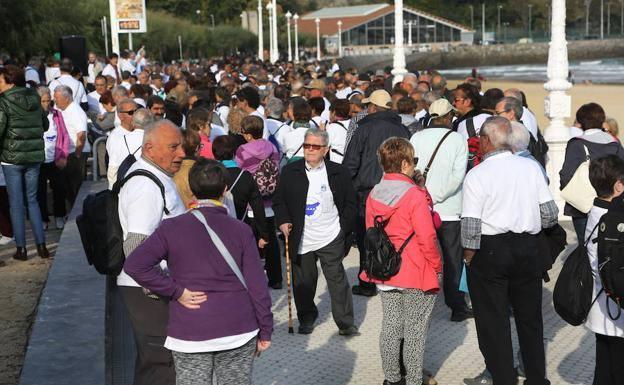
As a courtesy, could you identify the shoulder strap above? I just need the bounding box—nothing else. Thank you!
[466,118,476,137]
[423,130,453,181]
[191,210,247,290]
[124,135,141,156]
[584,223,599,247]
[334,121,347,130]
[274,122,287,135]
[311,119,320,129]
[230,170,244,191]
[397,232,416,254]
[113,169,170,215]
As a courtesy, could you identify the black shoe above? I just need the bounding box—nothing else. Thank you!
[13,247,27,261]
[338,325,360,337]
[451,308,474,322]
[37,244,50,259]
[297,324,315,335]
[352,285,377,297]
[383,379,406,385]
[463,369,493,385]
[268,281,283,290]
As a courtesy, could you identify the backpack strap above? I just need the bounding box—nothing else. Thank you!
[274,122,286,135]
[423,130,453,181]
[397,232,416,254]
[311,119,320,129]
[113,169,170,215]
[333,121,347,131]
[375,215,415,255]
[230,170,244,192]
[466,117,477,138]
[124,135,141,156]
[191,210,247,290]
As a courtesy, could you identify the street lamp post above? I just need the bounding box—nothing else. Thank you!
[391,0,407,84]
[210,14,215,30]
[408,20,413,46]
[258,0,263,60]
[101,16,109,57]
[601,0,605,39]
[271,0,278,62]
[315,18,321,61]
[544,0,573,214]
[608,2,611,36]
[528,4,533,39]
[469,5,474,30]
[497,5,503,40]
[337,20,343,57]
[286,11,292,62]
[503,22,509,43]
[293,13,300,63]
[482,3,486,44]
[267,3,274,63]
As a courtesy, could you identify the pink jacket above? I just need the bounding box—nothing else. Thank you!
[360,173,442,292]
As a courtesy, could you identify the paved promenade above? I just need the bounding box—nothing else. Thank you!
[253,223,593,385]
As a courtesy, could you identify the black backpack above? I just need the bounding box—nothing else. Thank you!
[596,198,624,320]
[553,224,599,326]
[363,215,415,281]
[116,136,141,184]
[76,169,169,276]
[527,129,549,168]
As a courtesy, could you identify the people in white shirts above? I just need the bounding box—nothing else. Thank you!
[504,88,539,140]
[452,83,491,140]
[106,99,147,188]
[303,79,331,122]
[263,98,291,154]
[326,99,350,164]
[411,99,471,322]
[461,116,557,385]
[282,97,312,160]
[52,85,90,207]
[111,85,129,128]
[117,119,185,385]
[45,58,61,85]
[584,156,624,385]
[334,77,352,100]
[87,75,107,115]
[101,53,121,85]
[48,59,88,111]
[309,96,327,129]
[25,57,42,86]
[86,52,103,87]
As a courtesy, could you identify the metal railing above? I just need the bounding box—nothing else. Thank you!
[91,136,107,181]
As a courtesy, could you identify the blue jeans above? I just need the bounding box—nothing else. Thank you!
[2,164,46,247]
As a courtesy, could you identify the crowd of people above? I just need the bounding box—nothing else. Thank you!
[0,48,623,385]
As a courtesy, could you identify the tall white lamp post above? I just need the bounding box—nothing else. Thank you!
[391,0,407,84]
[337,20,343,57]
[293,13,300,63]
[286,11,293,62]
[544,0,573,216]
[271,0,279,62]
[315,18,321,61]
[266,3,274,63]
[258,0,264,60]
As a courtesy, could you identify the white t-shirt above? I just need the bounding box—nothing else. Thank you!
[59,102,90,153]
[335,87,352,100]
[326,119,349,164]
[120,58,136,74]
[106,127,144,188]
[521,107,538,140]
[87,63,97,84]
[263,118,292,150]
[43,114,57,163]
[215,105,230,131]
[87,90,106,115]
[121,81,132,90]
[45,67,61,85]
[101,64,120,81]
[299,162,341,254]
[283,126,308,159]
[462,151,553,235]
[118,157,185,287]
[49,74,88,105]
[457,113,492,140]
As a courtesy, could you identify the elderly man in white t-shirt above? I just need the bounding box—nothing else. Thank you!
[48,59,88,111]
[87,75,108,115]
[52,85,90,207]
[118,119,185,385]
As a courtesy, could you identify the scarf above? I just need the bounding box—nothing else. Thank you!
[51,109,70,167]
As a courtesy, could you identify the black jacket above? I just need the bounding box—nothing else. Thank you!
[342,110,409,207]
[225,167,269,240]
[559,135,624,217]
[272,160,357,259]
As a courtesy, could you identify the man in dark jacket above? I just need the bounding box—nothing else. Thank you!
[273,128,358,336]
[342,89,410,297]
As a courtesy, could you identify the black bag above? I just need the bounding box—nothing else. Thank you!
[527,129,549,168]
[363,215,415,281]
[116,136,141,184]
[553,224,598,326]
[76,169,169,275]
[597,198,624,320]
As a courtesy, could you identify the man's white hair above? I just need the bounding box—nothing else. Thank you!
[481,116,512,150]
[54,85,73,102]
[509,121,531,153]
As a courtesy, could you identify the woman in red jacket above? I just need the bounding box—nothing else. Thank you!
[361,137,442,385]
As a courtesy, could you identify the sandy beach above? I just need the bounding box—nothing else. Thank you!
[448,79,624,137]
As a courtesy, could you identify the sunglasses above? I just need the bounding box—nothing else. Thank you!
[303,143,327,151]
[119,109,137,115]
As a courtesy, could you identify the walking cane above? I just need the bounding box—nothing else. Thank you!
[285,232,294,334]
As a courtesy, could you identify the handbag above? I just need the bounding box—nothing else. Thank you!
[560,144,595,214]
[191,210,247,289]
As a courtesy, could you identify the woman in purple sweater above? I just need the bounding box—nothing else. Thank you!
[124,158,273,385]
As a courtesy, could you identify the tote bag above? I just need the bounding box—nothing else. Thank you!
[560,145,595,214]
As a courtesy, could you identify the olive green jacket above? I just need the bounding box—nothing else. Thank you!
[0,86,46,164]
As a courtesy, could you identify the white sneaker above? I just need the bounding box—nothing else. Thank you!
[55,217,66,230]
[0,236,14,246]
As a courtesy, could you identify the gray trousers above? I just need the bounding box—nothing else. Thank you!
[379,289,437,385]
[172,337,257,385]
[293,231,354,329]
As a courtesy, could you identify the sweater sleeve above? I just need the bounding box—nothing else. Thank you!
[409,191,442,273]
[123,227,185,300]
[240,225,273,341]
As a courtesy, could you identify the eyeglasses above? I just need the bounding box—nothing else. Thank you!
[303,143,327,151]
[95,83,106,88]
[453,97,465,104]
[119,109,137,115]
[494,110,507,116]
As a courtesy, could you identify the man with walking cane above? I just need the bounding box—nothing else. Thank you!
[273,128,359,336]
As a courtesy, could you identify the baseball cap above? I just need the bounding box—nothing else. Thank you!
[361,90,392,108]
[428,99,455,117]
[356,73,371,84]
[304,79,326,90]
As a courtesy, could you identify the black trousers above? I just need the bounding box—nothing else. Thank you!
[248,216,282,285]
[437,221,468,312]
[594,333,624,385]
[37,162,67,222]
[65,152,86,209]
[120,287,175,385]
[467,232,549,385]
[355,211,376,290]
[292,231,354,329]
